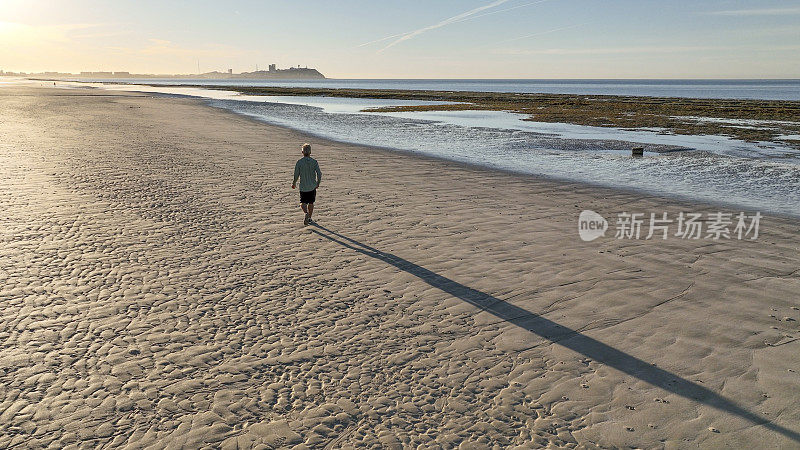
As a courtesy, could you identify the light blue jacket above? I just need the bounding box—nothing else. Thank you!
[293,156,322,192]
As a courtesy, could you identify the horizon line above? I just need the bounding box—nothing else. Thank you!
[10,74,800,81]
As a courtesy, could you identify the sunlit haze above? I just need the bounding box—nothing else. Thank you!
[1,0,799,78]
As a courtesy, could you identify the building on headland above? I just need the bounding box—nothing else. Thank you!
[230,65,324,79]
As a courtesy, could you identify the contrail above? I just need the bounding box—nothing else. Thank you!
[454,0,550,24]
[356,0,552,51]
[356,31,412,48]
[374,0,512,53]
[496,22,589,44]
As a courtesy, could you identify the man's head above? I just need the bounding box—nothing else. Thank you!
[302,143,312,156]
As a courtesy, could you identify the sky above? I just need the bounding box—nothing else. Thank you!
[1,0,799,78]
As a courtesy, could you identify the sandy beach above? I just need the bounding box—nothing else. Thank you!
[1,84,799,448]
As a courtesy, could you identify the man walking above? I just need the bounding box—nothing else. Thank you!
[292,143,322,226]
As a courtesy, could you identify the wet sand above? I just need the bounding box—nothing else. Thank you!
[1,84,799,448]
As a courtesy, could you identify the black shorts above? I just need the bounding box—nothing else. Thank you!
[300,189,316,204]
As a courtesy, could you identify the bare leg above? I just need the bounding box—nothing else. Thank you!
[301,203,308,215]
[308,203,314,219]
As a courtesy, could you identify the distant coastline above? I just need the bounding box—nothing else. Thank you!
[4,65,325,80]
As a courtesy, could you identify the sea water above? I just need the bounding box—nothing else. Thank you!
[77,78,800,101]
[84,82,800,217]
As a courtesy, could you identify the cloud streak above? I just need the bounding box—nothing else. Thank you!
[356,0,552,52]
[357,0,549,49]
[0,21,104,45]
[704,7,800,16]
[495,22,588,44]
[495,44,800,56]
[495,45,727,56]
[378,0,511,52]
[360,0,551,53]
[450,0,550,24]
[356,30,412,48]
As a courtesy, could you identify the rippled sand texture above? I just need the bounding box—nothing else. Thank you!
[1,85,799,449]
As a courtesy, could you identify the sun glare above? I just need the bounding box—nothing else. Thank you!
[0,21,24,34]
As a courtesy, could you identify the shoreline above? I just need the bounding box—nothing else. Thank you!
[199,94,793,220]
[2,84,799,448]
[56,79,800,147]
[45,79,800,218]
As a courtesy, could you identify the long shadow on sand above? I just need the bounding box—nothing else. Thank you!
[310,223,799,442]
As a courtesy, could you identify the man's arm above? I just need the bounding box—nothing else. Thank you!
[292,162,300,188]
[315,162,322,188]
